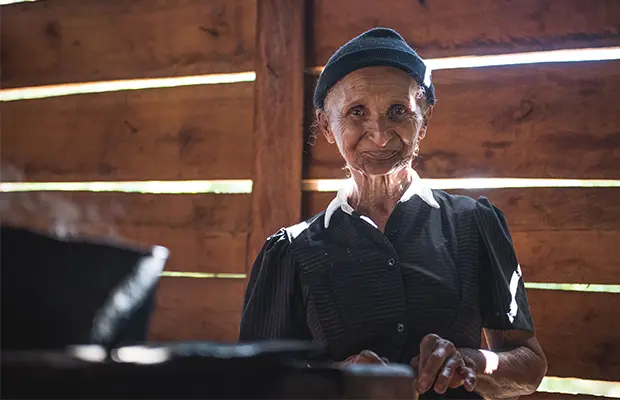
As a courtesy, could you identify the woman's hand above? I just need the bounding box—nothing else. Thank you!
[411,334,477,395]
[338,350,389,366]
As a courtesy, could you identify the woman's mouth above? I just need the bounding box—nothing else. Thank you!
[364,150,399,160]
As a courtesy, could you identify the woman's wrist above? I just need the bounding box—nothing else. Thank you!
[458,348,487,375]
[458,347,500,376]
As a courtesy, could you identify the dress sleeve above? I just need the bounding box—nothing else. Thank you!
[238,229,312,341]
[474,196,535,332]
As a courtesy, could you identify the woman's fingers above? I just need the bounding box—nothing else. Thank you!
[416,334,440,371]
[358,350,386,364]
[340,350,389,366]
[458,365,477,391]
[417,336,457,393]
[433,357,459,394]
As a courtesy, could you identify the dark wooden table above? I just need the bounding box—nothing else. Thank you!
[1,342,418,399]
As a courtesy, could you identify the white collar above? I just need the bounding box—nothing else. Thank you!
[324,170,440,229]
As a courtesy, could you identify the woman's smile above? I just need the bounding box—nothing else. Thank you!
[363,150,400,160]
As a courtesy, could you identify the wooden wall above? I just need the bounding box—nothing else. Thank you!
[1,0,257,343]
[2,0,620,396]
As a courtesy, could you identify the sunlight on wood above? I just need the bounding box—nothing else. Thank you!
[306,47,620,75]
[2,178,619,194]
[539,376,620,398]
[304,178,620,192]
[0,0,36,4]
[0,180,253,194]
[0,72,256,102]
[161,272,246,279]
[525,283,620,293]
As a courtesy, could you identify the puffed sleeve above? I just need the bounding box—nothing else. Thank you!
[238,229,312,341]
[475,196,535,332]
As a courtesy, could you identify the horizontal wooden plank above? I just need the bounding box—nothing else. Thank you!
[1,0,256,88]
[0,191,252,232]
[149,277,245,342]
[119,226,247,275]
[1,82,254,181]
[514,230,619,285]
[0,191,251,273]
[303,188,620,284]
[309,0,620,65]
[305,61,620,179]
[529,290,620,381]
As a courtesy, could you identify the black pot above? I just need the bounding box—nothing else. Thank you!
[1,225,169,351]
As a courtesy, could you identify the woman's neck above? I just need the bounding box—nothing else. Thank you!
[348,168,414,218]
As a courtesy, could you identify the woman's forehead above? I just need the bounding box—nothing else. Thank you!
[327,67,416,106]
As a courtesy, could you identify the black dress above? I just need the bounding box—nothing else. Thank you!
[239,190,535,399]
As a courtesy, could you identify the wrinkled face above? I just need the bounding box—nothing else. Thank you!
[317,66,431,176]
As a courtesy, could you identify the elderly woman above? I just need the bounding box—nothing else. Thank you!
[239,28,547,399]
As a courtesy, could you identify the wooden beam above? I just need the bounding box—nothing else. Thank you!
[1,82,254,181]
[303,188,620,284]
[309,0,620,65]
[0,0,256,88]
[1,192,251,274]
[305,61,620,179]
[248,0,305,268]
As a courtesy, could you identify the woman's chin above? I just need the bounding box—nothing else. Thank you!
[352,160,406,176]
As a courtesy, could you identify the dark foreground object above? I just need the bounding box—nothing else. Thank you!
[1,342,416,399]
[0,225,168,350]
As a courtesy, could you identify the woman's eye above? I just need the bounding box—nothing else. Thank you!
[390,105,408,117]
[348,106,364,117]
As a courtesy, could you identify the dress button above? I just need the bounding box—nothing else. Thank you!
[397,323,405,333]
[387,258,396,266]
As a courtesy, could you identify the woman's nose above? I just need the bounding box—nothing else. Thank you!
[365,117,391,147]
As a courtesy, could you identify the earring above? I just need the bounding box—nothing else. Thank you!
[414,141,420,157]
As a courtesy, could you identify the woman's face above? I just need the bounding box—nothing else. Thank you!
[318,66,431,176]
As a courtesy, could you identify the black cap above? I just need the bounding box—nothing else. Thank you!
[313,27,435,110]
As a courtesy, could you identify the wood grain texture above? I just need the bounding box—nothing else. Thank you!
[248,0,305,268]
[1,82,254,181]
[513,230,619,285]
[1,0,256,88]
[0,192,251,273]
[149,277,246,342]
[303,188,620,284]
[309,0,620,65]
[529,290,620,381]
[305,61,620,179]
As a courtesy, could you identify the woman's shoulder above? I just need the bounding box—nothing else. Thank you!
[431,190,512,240]
[431,189,478,213]
[430,190,506,228]
[431,190,499,213]
[264,211,327,248]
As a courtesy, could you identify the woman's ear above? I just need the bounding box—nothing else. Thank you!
[316,109,335,144]
[418,105,433,140]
